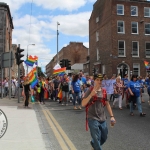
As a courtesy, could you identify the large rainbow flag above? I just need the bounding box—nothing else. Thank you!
[53,67,66,75]
[28,68,38,89]
[24,55,38,67]
[144,61,149,69]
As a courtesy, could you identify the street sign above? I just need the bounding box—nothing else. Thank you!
[1,52,14,68]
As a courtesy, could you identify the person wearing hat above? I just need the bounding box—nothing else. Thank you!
[82,74,116,150]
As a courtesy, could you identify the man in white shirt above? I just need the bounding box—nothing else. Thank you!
[3,77,9,97]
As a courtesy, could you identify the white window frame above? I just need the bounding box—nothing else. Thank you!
[145,23,150,35]
[133,63,140,76]
[145,42,150,58]
[131,22,138,34]
[144,7,150,17]
[132,41,139,57]
[96,31,99,42]
[96,17,99,23]
[117,21,125,34]
[118,40,126,57]
[97,49,99,61]
[117,4,124,15]
[102,65,106,74]
[131,6,138,16]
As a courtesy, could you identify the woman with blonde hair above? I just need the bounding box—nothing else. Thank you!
[23,77,32,107]
[112,76,124,109]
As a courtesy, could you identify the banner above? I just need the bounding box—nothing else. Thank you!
[102,79,116,94]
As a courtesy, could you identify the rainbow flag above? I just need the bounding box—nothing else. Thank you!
[144,61,149,69]
[28,69,38,89]
[24,55,38,67]
[53,67,66,75]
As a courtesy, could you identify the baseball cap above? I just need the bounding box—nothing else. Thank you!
[94,74,103,80]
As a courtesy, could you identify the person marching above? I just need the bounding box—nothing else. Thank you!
[128,75,146,117]
[112,76,124,109]
[71,74,82,109]
[23,77,32,108]
[82,74,116,150]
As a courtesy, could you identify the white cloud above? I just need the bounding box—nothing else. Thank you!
[5,0,95,13]
[49,12,91,37]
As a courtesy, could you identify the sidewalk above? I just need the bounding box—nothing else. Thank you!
[0,98,47,150]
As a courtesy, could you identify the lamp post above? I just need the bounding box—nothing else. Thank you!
[26,44,35,74]
[57,22,60,63]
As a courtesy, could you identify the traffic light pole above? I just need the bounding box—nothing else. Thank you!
[18,64,20,103]
[9,51,11,100]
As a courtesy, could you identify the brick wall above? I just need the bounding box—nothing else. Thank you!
[46,42,88,76]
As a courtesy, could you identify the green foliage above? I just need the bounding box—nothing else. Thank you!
[37,67,45,77]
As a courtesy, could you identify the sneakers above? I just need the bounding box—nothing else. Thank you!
[140,113,146,117]
[78,106,82,110]
[62,103,64,106]
[66,103,68,106]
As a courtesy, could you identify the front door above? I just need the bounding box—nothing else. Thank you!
[117,63,128,78]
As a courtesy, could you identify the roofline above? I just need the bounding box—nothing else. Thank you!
[0,2,14,29]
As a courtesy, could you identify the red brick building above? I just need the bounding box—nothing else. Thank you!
[46,42,88,76]
[0,2,14,77]
[89,0,150,78]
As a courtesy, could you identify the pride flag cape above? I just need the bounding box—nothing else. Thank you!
[28,69,38,89]
[53,67,66,75]
[24,55,38,67]
[144,61,149,69]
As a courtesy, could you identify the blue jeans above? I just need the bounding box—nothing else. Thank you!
[130,96,142,113]
[88,119,108,150]
[73,92,81,106]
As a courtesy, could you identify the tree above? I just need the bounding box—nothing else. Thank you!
[37,67,45,77]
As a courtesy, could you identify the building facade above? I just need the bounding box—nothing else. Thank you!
[46,42,88,76]
[0,2,14,78]
[89,0,150,78]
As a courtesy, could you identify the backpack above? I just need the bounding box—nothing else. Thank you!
[85,86,107,131]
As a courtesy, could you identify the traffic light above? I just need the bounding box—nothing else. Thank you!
[15,47,24,65]
[65,59,71,70]
[60,59,66,68]
[92,68,96,75]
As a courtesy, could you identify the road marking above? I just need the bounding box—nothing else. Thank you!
[46,110,77,150]
[43,110,69,150]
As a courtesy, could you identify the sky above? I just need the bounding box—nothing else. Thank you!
[4,0,96,72]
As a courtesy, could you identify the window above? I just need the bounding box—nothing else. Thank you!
[96,17,99,23]
[145,23,150,35]
[133,63,140,76]
[144,7,150,17]
[117,4,124,15]
[118,41,125,56]
[96,31,99,41]
[117,21,125,33]
[131,22,138,34]
[97,49,99,61]
[145,42,150,57]
[131,6,138,16]
[132,41,139,57]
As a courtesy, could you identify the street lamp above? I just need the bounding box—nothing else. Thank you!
[57,22,60,63]
[26,43,35,74]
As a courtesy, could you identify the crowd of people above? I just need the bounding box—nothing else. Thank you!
[2,71,150,150]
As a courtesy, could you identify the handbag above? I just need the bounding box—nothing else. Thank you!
[113,94,119,98]
[128,95,136,103]
[31,96,35,103]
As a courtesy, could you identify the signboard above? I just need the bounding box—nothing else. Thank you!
[1,52,14,68]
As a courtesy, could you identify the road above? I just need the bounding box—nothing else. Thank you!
[34,92,150,150]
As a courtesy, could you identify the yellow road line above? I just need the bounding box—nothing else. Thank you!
[43,110,69,150]
[46,110,77,150]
